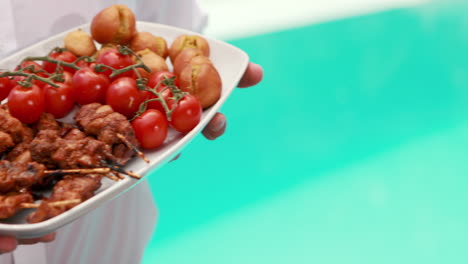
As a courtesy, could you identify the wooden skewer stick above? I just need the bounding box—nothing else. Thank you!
[102,161,142,180]
[116,133,149,163]
[20,203,40,209]
[124,170,141,179]
[111,166,141,179]
[113,172,125,180]
[104,173,120,181]
[20,199,82,209]
[44,168,111,175]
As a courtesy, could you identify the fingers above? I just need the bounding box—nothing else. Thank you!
[169,153,181,162]
[202,112,226,140]
[0,236,17,254]
[237,62,263,88]
[18,232,56,245]
[202,62,262,141]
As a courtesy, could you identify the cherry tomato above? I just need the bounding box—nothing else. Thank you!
[169,94,202,133]
[0,74,12,101]
[7,84,45,124]
[169,94,203,133]
[61,71,74,85]
[131,109,168,149]
[72,67,110,105]
[12,61,48,88]
[145,88,173,115]
[147,71,179,91]
[106,77,143,119]
[43,81,75,118]
[144,71,179,113]
[96,48,135,80]
[43,50,78,74]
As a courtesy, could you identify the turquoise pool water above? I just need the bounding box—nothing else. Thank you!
[143,3,468,263]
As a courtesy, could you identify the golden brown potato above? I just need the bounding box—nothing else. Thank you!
[172,48,206,75]
[169,35,210,63]
[135,49,168,79]
[178,62,221,109]
[94,43,118,59]
[130,32,168,59]
[64,29,97,57]
[91,5,136,44]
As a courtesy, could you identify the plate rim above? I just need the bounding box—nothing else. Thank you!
[0,21,249,238]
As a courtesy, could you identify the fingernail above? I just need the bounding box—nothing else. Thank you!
[211,118,226,132]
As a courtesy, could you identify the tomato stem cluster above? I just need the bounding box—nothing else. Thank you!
[94,63,150,79]
[134,77,187,121]
[0,65,62,88]
[23,56,81,71]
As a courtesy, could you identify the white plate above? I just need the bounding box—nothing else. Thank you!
[0,22,249,238]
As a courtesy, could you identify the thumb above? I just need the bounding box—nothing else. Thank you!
[0,236,18,254]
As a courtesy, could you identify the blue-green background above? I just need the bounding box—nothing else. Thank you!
[143,2,468,263]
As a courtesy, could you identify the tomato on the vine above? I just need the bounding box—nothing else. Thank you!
[0,74,12,101]
[72,66,110,105]
[7,84,45,124]
[145,71,179,114]
[106,77,143,119]
[61,71,74,85]
[15,61,43,73]
[43,81,75,119]
[43,50,78,74]
[169,93,202,133]
[131,109,168,149]
[145,88,173,114]
[147,71,179,91]
[96,48,135,80]
[12,61,48,88]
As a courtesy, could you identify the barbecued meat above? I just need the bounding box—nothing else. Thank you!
[63,128,86,140]
[0,131,14,153]
[0,103,141,222]
[0,160,46,193]
[0,108,24,144]
[29,129,61,169]
[35,113,60,132]
[26,174,102,223]
[51,137,115,169]
[0,192,33,219]
[75,103,138,164]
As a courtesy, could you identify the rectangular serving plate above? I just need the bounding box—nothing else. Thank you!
[0,21,249,238]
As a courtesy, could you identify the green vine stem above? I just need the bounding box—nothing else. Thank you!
[93,63,151,79]
[22,56,81,71]
[132,77,187,121]
[0,71,61,88]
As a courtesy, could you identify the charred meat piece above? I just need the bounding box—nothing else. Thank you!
[6,143,32,162]
[0,192,34,219]
[62,128,86,140]
[6,126,36,161]
[51,137,115,168]
[29,129,61,169]
[35,113,60,132]
[27,174,102,223]
[75,103,138,164]
[0,108,24,144]
[0,160,46,193]
[0,131,14,153]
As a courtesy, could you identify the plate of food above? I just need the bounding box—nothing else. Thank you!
[0,5,249,238]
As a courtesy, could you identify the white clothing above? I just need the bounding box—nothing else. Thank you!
[0,0,206,263]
